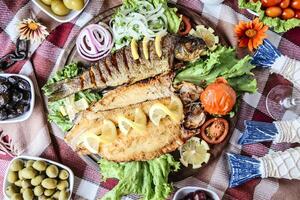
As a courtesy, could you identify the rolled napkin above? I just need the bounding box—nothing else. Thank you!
[227,147,300,187]
[252,39,300,89]
[238,120,300,145]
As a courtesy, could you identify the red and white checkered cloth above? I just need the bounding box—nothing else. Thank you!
[1,0,300,199]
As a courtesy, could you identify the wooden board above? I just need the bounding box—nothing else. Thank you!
[62,4,237,182]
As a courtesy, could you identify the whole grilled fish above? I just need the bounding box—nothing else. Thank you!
[44,35,206,101]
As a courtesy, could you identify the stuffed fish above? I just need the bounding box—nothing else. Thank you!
[227,147,300,187]
[238,120,300,145]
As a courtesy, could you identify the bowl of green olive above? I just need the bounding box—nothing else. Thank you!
[3,156,74,200]
[32,0,89,23]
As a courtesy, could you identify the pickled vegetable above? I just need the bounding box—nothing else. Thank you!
[58,169,69,180]
[57,180,69,190]
[21,167,38,179]
[34,185,45,196]
[15,179,22,187]
[21,179,32,188]
[41,178,57,189]
[41,0,52,5]
[52,191,60,199]
[58,190,69,200]
[33,160,48,171]
[63,0,84,10]
[11,193,23,200]
[281,8,295,19]
[46,165,59,178]
[265,6,282,17]
[51,0,70,16]
[7,171,18,183]
[25,160,34,168]
[10,159,24,171]
[280,0,290,8]
[261,0,281,7]
[31,175,45,186]
[23,188,34,200]
[5,185,18,197]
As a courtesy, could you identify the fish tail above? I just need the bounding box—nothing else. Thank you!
[227,153,262,187]
[251,39,282,67]
[238,120,278,145]
[46,78,82,101]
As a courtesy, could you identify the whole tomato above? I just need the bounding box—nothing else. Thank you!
[295,10,300,18]
[281,8,295,19]
[291,0,300,9]
[265,6,283,17]
[280,0,290,8]
[261,0,281,7]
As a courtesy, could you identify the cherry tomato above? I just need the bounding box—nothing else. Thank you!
[291,0,300,9]
[280,0,290,8]
[265,6,282,17]
[295,10,300,18]
[200,118,229,144]
[178,15,192,36]
[281,8,295,19]
[261,0,281,7]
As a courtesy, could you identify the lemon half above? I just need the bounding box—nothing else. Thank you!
[118,108,147,135]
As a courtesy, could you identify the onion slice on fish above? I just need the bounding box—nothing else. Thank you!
[76,23,114,61]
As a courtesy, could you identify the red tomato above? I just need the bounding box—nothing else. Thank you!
[291,0,300,9]
[265,6,283,17]
[295,10,300,18]
[261,0,281,7]
[200,118,229,144]
[280,0,290,8]
[281,8,295,19]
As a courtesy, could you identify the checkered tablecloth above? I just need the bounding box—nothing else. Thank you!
[1,0,300,199]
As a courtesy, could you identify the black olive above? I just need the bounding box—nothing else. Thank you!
[0,82,11,93]
[23,104,30,112]
[0,93,10,107]
[21,91,31,105]
[0,76,7,83]
[5,102,15,110]
[7,109,19,119]
[11,90,23,102]
[18,79,30,91]
[0,109,8,120]
[8,76,21,85]
[15,104,25,115]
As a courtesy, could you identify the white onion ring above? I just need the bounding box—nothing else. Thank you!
[76,23,114,61]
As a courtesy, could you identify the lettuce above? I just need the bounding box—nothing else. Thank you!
[99,154,180,200]
[238,0,300,33]
[43,63,101,132]
[174,46,257,93]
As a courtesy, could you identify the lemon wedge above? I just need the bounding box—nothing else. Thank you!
[142,37,149,60]
[134,108,147,127]
[131,38,139,60]
[83,133,101,154]
[149,96,183,126]
[74,98,89,110]
[155,35,162,58]
[118,108,147,135]
[179,137,210,169]
[190,25,219,51]
[99,119,117,144]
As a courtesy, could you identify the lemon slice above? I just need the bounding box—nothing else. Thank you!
[134,108,147,127]
[190,25,219,50]
[118,109,147,135]
[74,98,89,110]
[149,96,183,126]
[83,133,101,154]
[131,39,139,60]
[179,137,210,169]
[99,119,117,144]
[142,37,149,60]
[155,35,162,58]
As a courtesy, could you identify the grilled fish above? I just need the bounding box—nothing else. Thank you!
[44,35,206,101]
[64,74,196,162]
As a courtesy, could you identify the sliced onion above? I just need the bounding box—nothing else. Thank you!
[76,23,114,61]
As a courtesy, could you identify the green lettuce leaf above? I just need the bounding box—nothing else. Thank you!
[99,154,180,200]
[174,46,257,93]
[238,0,300,33]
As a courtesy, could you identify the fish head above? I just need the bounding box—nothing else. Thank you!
[174,36,206,62]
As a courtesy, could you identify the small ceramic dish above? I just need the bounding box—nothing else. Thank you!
[0,74,35,124]
[173,186,220,200]
[3,155,74,200]
[32,0,90,23]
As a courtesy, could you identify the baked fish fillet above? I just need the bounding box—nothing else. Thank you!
[44,35,206,101]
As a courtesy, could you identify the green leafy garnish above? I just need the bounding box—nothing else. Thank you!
[99,154,180,200]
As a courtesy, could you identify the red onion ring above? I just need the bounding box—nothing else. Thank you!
[76,23,114,61]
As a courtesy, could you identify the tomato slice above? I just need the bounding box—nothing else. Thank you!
[178,15,192,36]
[200,118,229,144]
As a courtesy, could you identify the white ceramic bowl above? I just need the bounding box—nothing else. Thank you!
[0,74,35,124]
[3,155,74,200]
[173,186,220,200]
[32,0,90,23]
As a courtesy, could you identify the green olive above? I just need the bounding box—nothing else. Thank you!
[18,170,24,180]
[10,159,24,172]
[51,0,70,16]
[33,160,47,172]
[41,0,52,5]
[38,195,48,200]
[46,165,59,178]
[11,193,23,200]
[41,178,57,189]
[22,188,34,200]
[7,171,18,183]
[58,190,69,200]
[20,188,25,193]
[47,198,55,200]
[63,0,84,10]
[15,179,22,187]
[21,179,32,188]
[21,167,38,179]
[57,180,69,191]
[31,175,45,186]
[52,190,60,199]
[34,185,45,196]
[44,189,55,197]
[5,185,18,197]
[58,170,69,180]
[25,160,35,168]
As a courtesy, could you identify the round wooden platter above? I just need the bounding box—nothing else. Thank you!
[62,4,236,182]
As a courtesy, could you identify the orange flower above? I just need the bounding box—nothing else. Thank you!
[235,18,268,52]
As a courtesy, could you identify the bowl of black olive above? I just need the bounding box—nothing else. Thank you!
[0,74,34,123]
[173,186,220,200]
